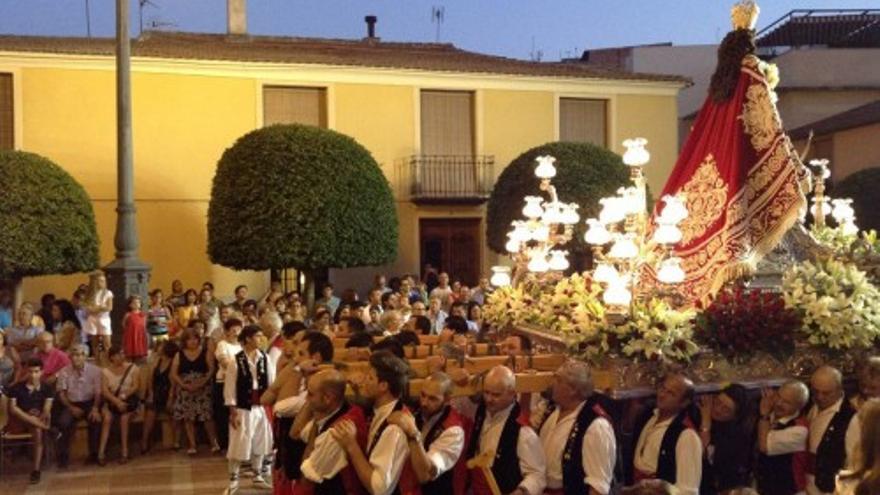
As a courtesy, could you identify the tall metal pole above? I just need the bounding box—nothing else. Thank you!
[85,0,92,37]
[105,0,151,344]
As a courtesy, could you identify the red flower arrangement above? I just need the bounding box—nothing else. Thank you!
[695,287,801,360]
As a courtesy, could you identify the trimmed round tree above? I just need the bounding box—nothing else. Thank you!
[833,167,880,232]
[208,124,398,292]
[0,150,99,285]
[487,141,637,255]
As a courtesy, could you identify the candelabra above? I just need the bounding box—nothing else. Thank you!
[494,155,581,286]
[809,158,858,234]
[582,138,687,313]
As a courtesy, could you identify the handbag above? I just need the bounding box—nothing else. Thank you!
[113,364,140,413]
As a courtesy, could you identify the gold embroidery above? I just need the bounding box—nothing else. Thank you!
[740,83,781,152]
[678,154,729,245]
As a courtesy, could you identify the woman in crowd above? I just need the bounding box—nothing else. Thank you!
[379,309,403,336]
[173,289,198,337]
[287,298,306,323]
[5,303,41,360]
[851,357,880,411]
[146,289,172,348]
[98,345,140,465]
[197,288,221,338]
[467,301,485,333]
[698,383,756,493]
[170,328,220,455]
[241,299,259,325]
[311,307,332,336]
[51,299,82,352]
[83,271,113,364]
[0,332,19,389]
[141,340,178,454]
[837,398,880,495]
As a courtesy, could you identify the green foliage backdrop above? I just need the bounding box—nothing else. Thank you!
[0,150,99,279]
[208,124,398,270]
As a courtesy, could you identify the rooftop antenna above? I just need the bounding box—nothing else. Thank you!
[139,0,159,35]
[431,6,445,42]
[148,18,177,31]
[529,36,543,62]
[84,0,92,37]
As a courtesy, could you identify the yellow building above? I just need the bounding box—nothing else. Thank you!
[0,31,685,298]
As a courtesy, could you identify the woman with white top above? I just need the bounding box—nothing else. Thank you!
[83,271,113,364]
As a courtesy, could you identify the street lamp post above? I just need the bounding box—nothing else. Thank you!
[104,0,151,343]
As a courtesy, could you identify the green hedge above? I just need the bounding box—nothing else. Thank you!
[207,124,398,270]
[0,150,99,279]
[833,167,880,233]
[486,141,639,254]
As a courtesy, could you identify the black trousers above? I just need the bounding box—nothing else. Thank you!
[213,381,229,450]
[54,400,100,461]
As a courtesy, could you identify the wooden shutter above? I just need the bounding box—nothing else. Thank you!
[559,98,607,147]
[263,86,327,128]
[420,90,474,156]
[0,74,13,150]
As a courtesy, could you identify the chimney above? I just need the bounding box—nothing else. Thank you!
[227,0,247,35]
[365,15,378,40]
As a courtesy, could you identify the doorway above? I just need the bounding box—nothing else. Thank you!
[419,218,482,287]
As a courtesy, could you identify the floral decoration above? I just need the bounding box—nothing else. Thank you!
[783,258,880,349]
[616,298,699,363]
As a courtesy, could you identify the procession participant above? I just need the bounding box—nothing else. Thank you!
[387,371,468,495]
[805,366,860,495]
[330,350,420,495]
[755,380,810,495]
[697,383,755,493]
[466,365,546,495]
[224,325,276,494]
[850,356,880,411]
[215,318,244,451]
[290,368,368,495]
[539,361,615,495]
[631,373,702,495]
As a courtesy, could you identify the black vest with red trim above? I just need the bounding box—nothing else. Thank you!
[813,399,856,493]
[467,401,526,495]
[367,400,422,495]
[559,397,612,495]
[313,402,367,495]
[632,408,697,485]
[417,405,468,495]
[756,416,808,495]
[233,349,269,410]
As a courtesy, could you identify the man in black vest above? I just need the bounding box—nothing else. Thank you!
[387,371,468,495]
[631,373,702,495]
[223,325,275,495]
[756,379,810,495]
[806,365,860,495]
[466,365,546,495]
[539,361,615,495]
[330,350,419,495]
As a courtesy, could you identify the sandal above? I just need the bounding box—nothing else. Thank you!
[211,442,221,454]
[119,455,129,465]
[97,456,107,467]
[186,448,197,456]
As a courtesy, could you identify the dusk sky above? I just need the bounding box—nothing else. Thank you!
[0,1,871,61]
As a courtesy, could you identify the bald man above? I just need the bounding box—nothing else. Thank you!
[387,372,469,495]
[291,368,368,495]
[806,366,860,495]
[539,361,616,495]
[466,365,546,495]
[630,373,702,495]
[756,380,810,495]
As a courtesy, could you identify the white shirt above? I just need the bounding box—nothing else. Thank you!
[476,403,546,495]
[805,399,861,495]
[367,400,411,495]
[633,410,702,495]
[539,401,616,494]
[301,405,349,483]
[766,413,808,456]
[223,349,275,407]
[214,340,242,382]
[420,409,465,480]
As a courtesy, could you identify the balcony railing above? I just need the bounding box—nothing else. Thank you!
[408,155,495,204]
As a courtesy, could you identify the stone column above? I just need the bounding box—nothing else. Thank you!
[104,0,151,345]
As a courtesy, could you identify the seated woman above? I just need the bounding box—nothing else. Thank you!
[98,345,141,465]
[51,299,82,353]
[141,339,178,454]
[697,383,756,494]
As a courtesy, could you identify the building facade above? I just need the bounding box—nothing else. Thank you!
[0,31,684,298]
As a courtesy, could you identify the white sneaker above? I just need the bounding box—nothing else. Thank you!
[252,476,272,490]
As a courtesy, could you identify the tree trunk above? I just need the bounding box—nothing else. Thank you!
[302,269,316,313]
[12,277,23,315]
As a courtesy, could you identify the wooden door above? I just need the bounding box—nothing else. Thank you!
[419,218,481,286]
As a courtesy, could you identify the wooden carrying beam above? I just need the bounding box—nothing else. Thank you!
[336,354,566,378]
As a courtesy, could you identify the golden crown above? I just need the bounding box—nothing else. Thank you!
[731,0,760,30]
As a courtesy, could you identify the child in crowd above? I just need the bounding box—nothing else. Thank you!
[122,295,148,363]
